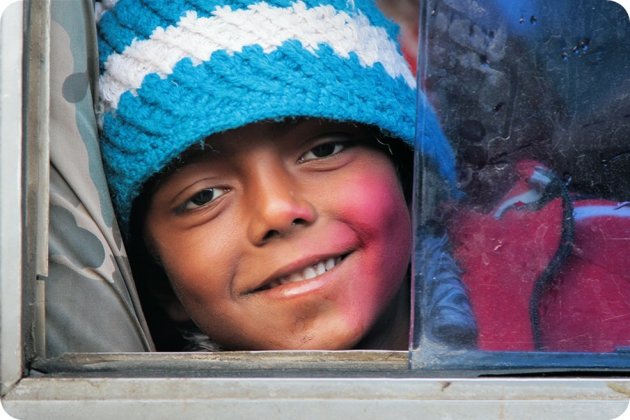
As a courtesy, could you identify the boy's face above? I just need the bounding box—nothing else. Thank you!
[144,119,411,350]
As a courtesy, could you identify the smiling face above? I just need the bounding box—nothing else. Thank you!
[143,119,412,350]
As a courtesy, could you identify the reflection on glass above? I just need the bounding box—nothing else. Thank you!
[412,0,630,367]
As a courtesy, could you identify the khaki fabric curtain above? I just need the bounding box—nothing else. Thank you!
[46,0,154,355]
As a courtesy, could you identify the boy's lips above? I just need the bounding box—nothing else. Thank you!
[244,252,352,295]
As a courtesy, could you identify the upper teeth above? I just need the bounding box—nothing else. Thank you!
[268,256,342,288]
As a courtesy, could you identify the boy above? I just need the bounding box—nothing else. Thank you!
[97,0,461,350]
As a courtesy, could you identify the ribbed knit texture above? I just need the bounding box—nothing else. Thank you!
[97,0,457,230]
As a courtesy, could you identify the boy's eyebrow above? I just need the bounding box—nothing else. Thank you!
[154,143,221,182]
[268,118,365,142]
[178,142,221,163]
[266,118,307,136]
[174,118,360,170]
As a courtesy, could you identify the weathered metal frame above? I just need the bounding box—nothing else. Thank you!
[2,1,630,419]
[0,0,26,397]
[4,376,630,419]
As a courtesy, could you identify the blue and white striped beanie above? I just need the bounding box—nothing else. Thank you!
[97,0,457,229]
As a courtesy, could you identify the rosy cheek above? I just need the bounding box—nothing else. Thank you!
[333,167,411,332]
[338,170,410,243]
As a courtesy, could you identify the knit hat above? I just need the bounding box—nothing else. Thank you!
[97,0,457,230]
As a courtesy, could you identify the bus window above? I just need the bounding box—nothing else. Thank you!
[41,0,630,367]
[4,1,630,418]
[411,0,630,371]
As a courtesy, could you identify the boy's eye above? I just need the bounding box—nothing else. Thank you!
[182,187,228,210]
[299,141,348,162]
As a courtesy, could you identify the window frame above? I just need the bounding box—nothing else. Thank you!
[2,1,630,418]
[0,0,26,395]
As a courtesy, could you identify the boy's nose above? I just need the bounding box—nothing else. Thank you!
[246,167,317,245]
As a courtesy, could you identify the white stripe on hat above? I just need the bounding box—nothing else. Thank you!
[100,1,415,111]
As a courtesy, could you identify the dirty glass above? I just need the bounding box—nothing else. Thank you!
[411,0,630,372]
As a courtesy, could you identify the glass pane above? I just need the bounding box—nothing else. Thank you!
[411,0,630,371]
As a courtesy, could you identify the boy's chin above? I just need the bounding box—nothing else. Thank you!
[220,328,370,351]
[215,299,409,351]
[202,316,382,351]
